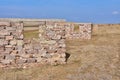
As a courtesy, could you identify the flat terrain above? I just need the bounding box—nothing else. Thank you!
[0,25,119,80]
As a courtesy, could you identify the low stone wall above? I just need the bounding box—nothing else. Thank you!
[65,23,92,39]
[0,21,92,68]
[39,23,66,65]
[0,21,66,68]
[0,22,24,67]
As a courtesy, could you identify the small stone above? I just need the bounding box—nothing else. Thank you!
[1,60,11,65]
[5,35,14,40]
[0,30,10,36]
[19,34,24,39]
[10,39,17,46]
[52,35,61,40]
[6,27,16,31]
[5,45,13,48]
[16,59,27,64]
[0,47,4,52]
[27,58,37,63]
[4,54,15,61]
[58,44,66,48]
[11,50,18,54]
[0,22,10,26]
[0,35,5,39]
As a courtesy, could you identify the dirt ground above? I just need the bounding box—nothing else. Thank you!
[0,25,119,80]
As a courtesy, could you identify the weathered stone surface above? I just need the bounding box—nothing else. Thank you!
[19,34,24,39]
[0,30,10,36]
[10,39,17,45]
[0,46,4,52]
[27,58,37,63]
[0,22,10,26]
[16,59,27,64]
[4,54,15,61]
[0,26,5,30]
[0,35,5,39]
[0,22,24,67]
[5,35,14,40]
[6,27,16,31]
[1,60,11,65]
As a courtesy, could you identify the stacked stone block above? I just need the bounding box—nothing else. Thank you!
[0,20,92,68]
[65,23,92,39]
[38,22,66,65]
[0,22,24,66]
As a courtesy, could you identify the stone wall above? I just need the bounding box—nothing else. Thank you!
[0,22,24,67]
[65,23,92,39]
[0,21,92,68]
[39,22,66,65]
[0,21,66,68]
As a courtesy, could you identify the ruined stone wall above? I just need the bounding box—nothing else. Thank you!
[0,22,24,67]
[0,21,92,68]
[0,21,66,68]
[38,22,66,65]
[65,23,92,39]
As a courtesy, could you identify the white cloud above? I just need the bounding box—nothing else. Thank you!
[112,11,119,15]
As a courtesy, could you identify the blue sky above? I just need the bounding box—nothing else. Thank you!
[0,0,120,23]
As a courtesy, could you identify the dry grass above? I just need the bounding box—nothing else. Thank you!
[24,30,39,39]
[0,25,120,80]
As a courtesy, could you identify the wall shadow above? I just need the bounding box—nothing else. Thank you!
[65,52,71,62]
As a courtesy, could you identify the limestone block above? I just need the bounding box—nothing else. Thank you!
[58,44,66,48]
[27,58,37,63]
[16,29,22,33]
[41,53,52,58]
[52,35,61,40]
[11,50,18,54]
[0,30,10,36]
[0,26,5,30]
[40,40,56,45]
[10,39,17,46]
[0,46,4,52]
[36,57,43,62]
[18,34,24,39]
[24,44,33,50]
[0,22,10,26]
[57,48,66,54]
[4,54,15,61]
[38,49,47,54]
[0,39,5,46]
[5,35,14,40]
[1,60,11,65]
[16,46,23,51]
[16,59,27,64]
[0,35,5,39]
[6,27,16,31]
[5,45,13,48]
